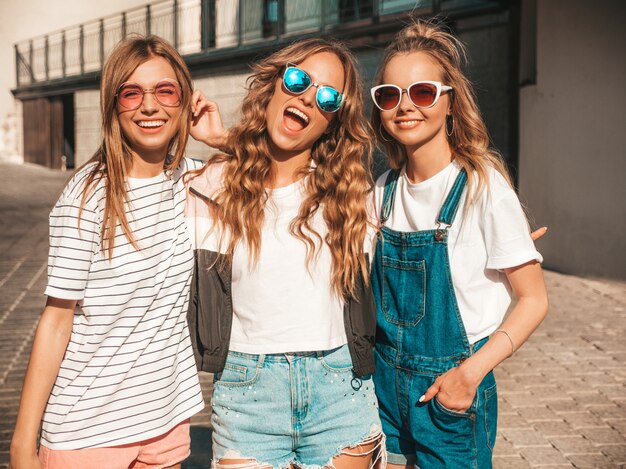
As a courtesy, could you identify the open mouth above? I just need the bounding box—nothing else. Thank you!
[283,107,309,132]
[137,120,166,128]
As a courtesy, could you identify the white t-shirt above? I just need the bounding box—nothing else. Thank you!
[42,157,204,450]
[186,163,347,355]
[373,161,542,343]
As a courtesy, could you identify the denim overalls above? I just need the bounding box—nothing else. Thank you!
[372,169,498,468]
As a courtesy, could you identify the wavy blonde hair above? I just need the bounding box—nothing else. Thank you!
[371,19,512,200]
[80,35,193,258]
[198,38,373,299]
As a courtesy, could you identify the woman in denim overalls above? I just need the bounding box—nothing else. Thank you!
[368,21,549,468]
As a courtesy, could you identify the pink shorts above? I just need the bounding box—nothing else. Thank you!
[38,419,191,469]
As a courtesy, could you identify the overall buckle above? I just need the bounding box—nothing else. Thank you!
[435,222,449,241]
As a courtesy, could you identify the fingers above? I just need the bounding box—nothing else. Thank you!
[190,90,218,118]
[419,376,442,403]
[530,226,548,241]
[190,90,202,115]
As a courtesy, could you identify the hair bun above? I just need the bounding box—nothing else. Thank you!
[393,19,465,68]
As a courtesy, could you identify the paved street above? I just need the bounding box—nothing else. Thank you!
[0,162,624,468]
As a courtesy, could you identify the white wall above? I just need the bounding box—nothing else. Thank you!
[518,0,626,278]
[0,0,151,162]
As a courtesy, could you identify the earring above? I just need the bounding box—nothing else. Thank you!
[379,123,394,142]
[446,114,454,137]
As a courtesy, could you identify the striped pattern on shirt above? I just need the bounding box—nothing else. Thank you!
[41,157,205,450]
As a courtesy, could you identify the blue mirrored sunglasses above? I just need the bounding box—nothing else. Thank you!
[282,64,343,113]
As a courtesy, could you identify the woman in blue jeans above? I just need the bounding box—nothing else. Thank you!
[368,21,549,468]
[186,38,385,468]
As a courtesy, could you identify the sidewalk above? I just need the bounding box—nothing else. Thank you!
[0,163,624,468]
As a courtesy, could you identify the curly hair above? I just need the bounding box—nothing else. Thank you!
[370,19,513,201]
[80,35,193,258]
[200,38,373,299]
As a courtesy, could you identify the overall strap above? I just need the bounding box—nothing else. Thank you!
[437,169,468,227]
[380,169,401,225]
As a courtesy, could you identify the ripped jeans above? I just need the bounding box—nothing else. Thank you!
[210,345,385,468]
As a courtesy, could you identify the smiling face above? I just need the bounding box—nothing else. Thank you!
[379,51,451,156]
[117,56,182,164]
[265,51,345,162]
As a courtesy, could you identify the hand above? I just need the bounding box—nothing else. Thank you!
[189,90,228,149]
[419,365,480,413]
[530,226,547,241]
[10,446,42,469]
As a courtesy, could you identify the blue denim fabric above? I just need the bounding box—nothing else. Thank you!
[372,170,498,468]
[210,345,382,468]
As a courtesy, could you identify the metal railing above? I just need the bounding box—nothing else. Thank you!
[14,0,501,89]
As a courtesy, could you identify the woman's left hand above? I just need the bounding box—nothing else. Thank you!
[419,365,480,413]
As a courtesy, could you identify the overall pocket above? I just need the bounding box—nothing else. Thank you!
[433,395,476,419]
[429,390,476,453]
[382,255,426,327]
[428,369,477,429]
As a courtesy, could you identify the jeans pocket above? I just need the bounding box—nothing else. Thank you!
[484,383,498,451]
[214,354,260,387]
[319,345,354,373]
[381,256,426,327]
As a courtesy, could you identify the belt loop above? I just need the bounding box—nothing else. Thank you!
[257,354,266,368]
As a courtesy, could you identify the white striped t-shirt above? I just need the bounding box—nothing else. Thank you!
[41,157,205,450]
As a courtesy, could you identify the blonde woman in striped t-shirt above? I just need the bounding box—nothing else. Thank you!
[10,36,209,469]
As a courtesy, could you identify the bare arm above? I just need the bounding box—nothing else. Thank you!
[10,297,76,469]
[421,260,548,411]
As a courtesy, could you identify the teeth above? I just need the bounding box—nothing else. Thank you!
[397,120,421,127]
[286,107,309,123]
[137,120,165,128]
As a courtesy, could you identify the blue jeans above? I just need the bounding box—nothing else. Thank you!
[211,345,384,468]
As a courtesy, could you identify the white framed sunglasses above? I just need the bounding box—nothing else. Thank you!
[371,81,452,111]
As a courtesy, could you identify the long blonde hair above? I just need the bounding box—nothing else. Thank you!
[197,38,373,299]
[81,35,193,258]
[371,20,512,200]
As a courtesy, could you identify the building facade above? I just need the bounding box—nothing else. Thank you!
[0,0,152,164]
[6,0,626,278]
[517,0,626,279]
